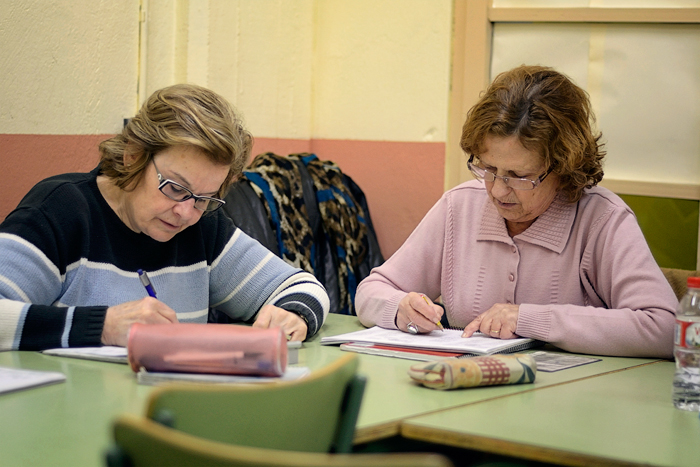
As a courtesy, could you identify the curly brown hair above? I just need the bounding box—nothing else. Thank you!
[460,65,605,202]
[98,83,253,199]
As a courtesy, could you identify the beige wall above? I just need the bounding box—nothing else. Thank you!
[0,0,139,241]
[140,0,452,256]
[0,1,139,135]
[140,1,452,142]
[2,0,697,264]
[0,0,452,258]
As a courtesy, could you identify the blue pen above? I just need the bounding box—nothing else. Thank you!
[137,269,158,298]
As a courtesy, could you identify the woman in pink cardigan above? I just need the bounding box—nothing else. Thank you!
[356,65,677,358]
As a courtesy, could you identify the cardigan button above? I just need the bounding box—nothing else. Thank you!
[509,274,514,282]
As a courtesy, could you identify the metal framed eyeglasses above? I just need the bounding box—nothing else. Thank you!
[152,159,226,212]
[467,155,552,191]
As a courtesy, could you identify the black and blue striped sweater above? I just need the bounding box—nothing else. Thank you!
[0,167,329,350]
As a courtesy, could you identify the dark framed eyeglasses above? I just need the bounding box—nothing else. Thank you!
[152,159,226,212]
[467,155,552,191]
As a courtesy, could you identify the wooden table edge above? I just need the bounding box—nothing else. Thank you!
[353,421,402,445]
[400,424,644,467]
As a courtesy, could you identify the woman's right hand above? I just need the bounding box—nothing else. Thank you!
[101,297,178,346]
[396,292,444,334]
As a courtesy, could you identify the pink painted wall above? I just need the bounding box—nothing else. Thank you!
[0,134,109,222]
[253,138,445,258]
[1,135,445,259]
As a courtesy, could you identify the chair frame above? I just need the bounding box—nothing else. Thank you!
[106,414,454,467]
[145,353,366,453]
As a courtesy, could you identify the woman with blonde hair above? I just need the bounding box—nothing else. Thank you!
[0,84,328,350]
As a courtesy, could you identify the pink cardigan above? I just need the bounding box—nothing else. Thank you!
[356,180,677,358]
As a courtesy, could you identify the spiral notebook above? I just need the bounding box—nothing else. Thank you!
[339,342,466,361]
[321,326,540,357]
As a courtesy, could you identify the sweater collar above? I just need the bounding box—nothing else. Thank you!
[476,192,576,253]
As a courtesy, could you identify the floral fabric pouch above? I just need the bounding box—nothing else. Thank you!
[407,353,536,390]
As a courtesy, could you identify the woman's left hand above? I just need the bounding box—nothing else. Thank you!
[252,305,308,341]
[462,303,520,339]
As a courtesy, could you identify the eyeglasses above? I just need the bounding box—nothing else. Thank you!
[152,159,226,212]
[468,155,552,191]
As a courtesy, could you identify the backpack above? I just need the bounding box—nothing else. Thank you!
[218,152,384,316]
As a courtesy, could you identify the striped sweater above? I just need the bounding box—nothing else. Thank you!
[0,167,329,350]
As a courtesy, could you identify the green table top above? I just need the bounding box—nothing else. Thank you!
[402,361,696,467]
[0,314,664,466]
[312,316,662,443]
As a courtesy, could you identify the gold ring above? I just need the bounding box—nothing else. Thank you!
[491,329,500,334]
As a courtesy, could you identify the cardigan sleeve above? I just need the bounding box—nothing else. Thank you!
[355,194,448,330]
[517,204,677,358]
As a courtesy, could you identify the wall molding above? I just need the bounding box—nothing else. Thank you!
[600,179,700,201]
[489,7,700,24]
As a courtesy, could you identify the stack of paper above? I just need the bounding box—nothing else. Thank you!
[42,346,128,363]
[322,326,540,357]
[0,367,66,395]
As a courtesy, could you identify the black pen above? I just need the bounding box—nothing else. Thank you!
[137,269,158,298]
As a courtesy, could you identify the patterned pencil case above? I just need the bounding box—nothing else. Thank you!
[127,323,287,377]
[407,353,536,390]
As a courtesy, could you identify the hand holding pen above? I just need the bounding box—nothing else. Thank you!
[100,269,177,347]
[396,292,444,335]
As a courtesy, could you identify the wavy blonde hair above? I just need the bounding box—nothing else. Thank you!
[99,83,253,199]
[461,65,605,202]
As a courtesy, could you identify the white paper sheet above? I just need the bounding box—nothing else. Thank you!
[321,326,538,356]
[42,346,128,364]
[0,367,66,395]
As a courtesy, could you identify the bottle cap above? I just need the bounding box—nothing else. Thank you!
[688,277,700,289]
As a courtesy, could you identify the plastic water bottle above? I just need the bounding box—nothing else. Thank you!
[672,276,700,410]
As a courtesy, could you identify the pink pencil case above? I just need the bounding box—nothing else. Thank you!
[127,323,287,377]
